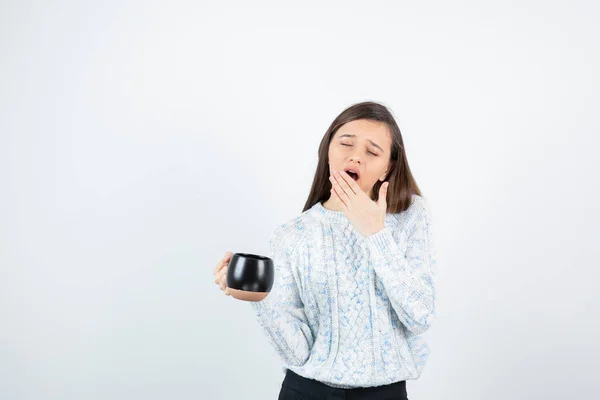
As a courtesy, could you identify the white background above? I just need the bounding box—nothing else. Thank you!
[1,1,599,399]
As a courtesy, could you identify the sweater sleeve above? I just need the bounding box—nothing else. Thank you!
[364,198,437,335]
[249,222,314,367]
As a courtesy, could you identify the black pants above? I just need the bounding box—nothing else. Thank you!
[278,369,408,400]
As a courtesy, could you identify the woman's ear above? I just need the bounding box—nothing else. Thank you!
[380,166,391,181]
[382,162,396,180]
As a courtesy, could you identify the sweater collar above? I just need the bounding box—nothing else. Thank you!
[312,200,400,227]
[312,201,351,224]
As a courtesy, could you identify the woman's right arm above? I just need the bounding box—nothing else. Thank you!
[250,221,314,367]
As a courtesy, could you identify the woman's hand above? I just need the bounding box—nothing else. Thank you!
[329,170,389,237]
[213,251,233,296]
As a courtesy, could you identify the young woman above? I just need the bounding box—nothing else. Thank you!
[214,101,437,399]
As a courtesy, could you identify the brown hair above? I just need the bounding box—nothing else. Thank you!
[302,101,422,214]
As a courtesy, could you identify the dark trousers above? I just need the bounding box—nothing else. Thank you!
[278,369,408,400]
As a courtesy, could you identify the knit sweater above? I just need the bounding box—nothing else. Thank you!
[250,194,437,389]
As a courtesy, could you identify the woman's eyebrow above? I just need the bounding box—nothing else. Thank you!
[338,134,384,153]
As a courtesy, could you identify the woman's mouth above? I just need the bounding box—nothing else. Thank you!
[346,171,359,181]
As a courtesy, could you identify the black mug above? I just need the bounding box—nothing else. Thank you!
[226,253,274,301]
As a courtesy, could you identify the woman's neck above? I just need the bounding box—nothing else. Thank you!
[321,196,345,212]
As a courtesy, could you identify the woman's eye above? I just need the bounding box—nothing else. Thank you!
[341,143,377,156]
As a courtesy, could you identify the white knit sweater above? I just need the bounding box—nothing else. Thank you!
[250,194,437,389]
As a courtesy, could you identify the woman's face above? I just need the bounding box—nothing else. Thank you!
[328,119,392,199]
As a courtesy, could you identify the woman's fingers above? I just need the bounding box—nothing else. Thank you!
[214,252,232,275]
[214,267,227,283]
[214,271,222,284]
[213,254,226,274]
[213,252,233,295]
[212,267,227,289]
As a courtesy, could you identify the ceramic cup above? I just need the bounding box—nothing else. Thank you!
[226,252,274,301]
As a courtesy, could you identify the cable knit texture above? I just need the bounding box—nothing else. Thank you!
[250,194,437,389]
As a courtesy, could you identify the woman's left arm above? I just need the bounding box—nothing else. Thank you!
[364,199,437,335]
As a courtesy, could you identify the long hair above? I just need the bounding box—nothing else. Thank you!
[302,101,422,214]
